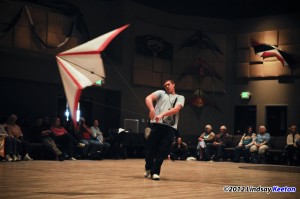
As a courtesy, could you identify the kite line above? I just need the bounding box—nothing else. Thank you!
[102,52,147,112]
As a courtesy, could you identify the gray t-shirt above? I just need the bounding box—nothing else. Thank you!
[150,90,185,129]
[90,126,104,143]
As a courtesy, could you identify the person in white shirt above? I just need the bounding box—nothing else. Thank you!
[144,80,185,180]
[286,125,300,166]
[90,119,111,154]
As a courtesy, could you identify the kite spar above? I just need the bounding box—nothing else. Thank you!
[56,24,129,127]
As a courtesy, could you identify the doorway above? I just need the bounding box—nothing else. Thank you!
[56,89,121,133]
[234,105,257,135]
[266,105,287,136]
[56,96,93,124]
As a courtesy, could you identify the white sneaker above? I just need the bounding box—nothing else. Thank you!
[152,174,160,180]
[6,155,13,162]
[16,154,22,161]
[13,155,19,161]
[69,157,77,160]
[144,170,151,178]
[23,154,33,161]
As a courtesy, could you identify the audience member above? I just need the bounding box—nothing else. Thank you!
[90,119,111,156]
[206,125,230,161]
[4,132,17,161]
[234,126,256,163]
[196,124,215,161]
[2,118,17,162]
[286,124,300,166]
[169,137,189,160]
[250,125,270,164]
[77,117,102,159]
[6,114,33,161]
[30,116,64,161]
[50,117,85,160]
[4,115,18,161]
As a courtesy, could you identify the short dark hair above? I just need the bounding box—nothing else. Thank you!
[163,80,174,85]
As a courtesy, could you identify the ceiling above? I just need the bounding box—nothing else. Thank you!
[131,0,299,20]
[10,0,299,20]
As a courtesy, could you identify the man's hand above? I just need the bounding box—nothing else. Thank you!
[149,108,155,120]
[154,114,164,123]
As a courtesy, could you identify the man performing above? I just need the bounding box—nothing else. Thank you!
[144,80,185,180]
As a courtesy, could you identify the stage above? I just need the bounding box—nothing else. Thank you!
[0,159,299,198]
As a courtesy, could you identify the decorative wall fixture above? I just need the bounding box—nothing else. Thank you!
[236,29,300,79]
[133,19,227,92]
[250,39,294,67]
[0,1,87,54]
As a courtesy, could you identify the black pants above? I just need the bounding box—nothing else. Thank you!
[206,143,226,161]
[54,134,77,158]
[16,138,30,157]
[286,145,299,165]
[234,146,251,162]
[145,124,175,175]
[4,136,17,156]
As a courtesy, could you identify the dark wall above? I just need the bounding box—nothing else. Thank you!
[0,0,299,139]
[0,77,121,133]
[0,78,62,121]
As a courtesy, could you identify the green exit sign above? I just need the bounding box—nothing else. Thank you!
[241,92,251,99]
[95,80,102,85]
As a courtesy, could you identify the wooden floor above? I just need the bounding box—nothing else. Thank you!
[0,159,299,199]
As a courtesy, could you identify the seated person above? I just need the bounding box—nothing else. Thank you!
[6,114,33,161]
[286,124,300,166]
[206,125,230,161]
[196,124,215,160]
[234,126,256,163]
[90,119,111,157]
[77,117,103,160]
[1,119,17,162]
[30,116,64,161]
[250,125,270,164]
[169,137,188,160]
[51,117,85,160]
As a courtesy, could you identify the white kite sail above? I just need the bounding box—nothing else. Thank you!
[56,24,129,126]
